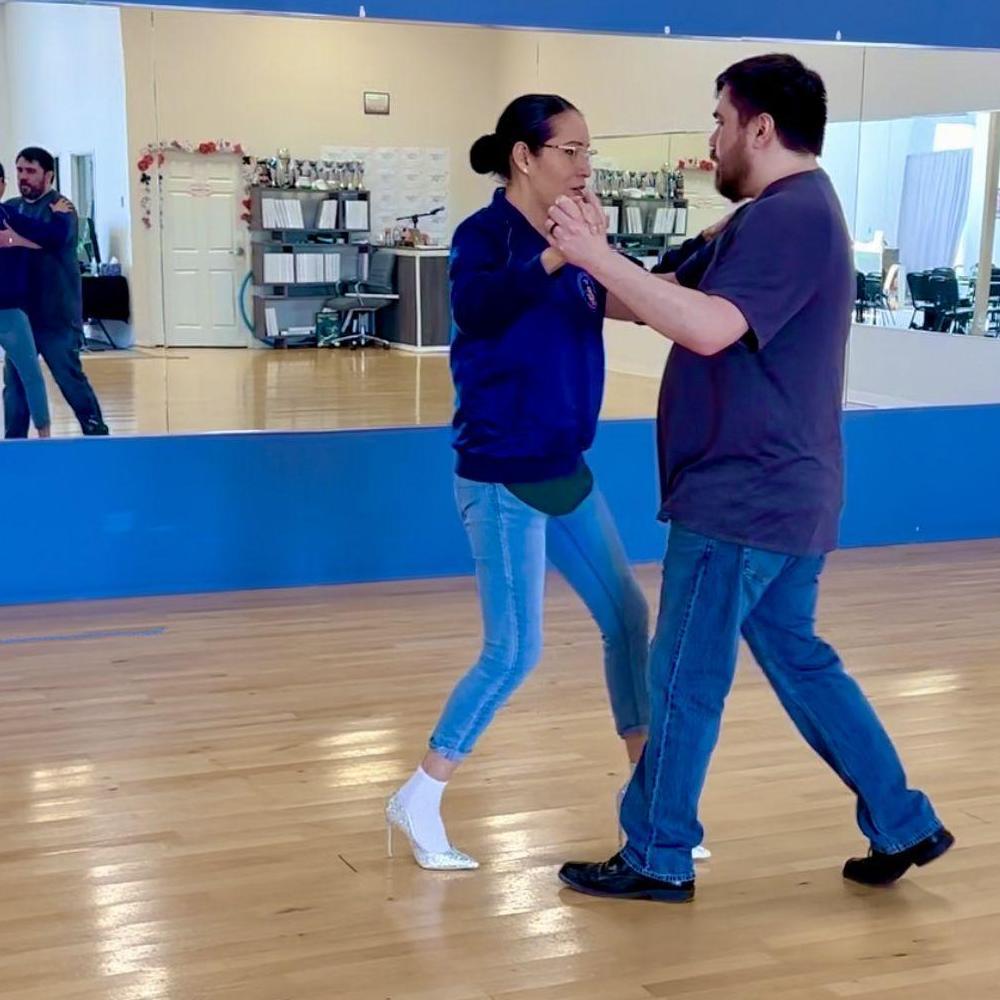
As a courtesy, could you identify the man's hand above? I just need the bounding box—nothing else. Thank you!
[547,188,612,273]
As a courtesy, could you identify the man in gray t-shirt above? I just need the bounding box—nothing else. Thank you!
[662,167,850,555]
[548,54,950,902]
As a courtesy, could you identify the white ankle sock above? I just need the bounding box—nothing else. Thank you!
[394,767,451,853]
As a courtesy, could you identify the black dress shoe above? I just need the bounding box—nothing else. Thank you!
[558,852,695,903]
[843,828,955,886]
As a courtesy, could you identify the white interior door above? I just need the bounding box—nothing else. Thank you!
[162,154,246,348]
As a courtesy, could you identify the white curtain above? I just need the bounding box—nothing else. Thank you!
[897,149,973,273]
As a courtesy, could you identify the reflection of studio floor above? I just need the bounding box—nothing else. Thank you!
[35,348,666,437]
[0,540,995,997]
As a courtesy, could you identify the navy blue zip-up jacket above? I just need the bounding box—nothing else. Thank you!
[0,202,72,312]
[3,193,81,332]
[449,188,607,484]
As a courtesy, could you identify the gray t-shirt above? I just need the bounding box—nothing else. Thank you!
[658,169,853,556]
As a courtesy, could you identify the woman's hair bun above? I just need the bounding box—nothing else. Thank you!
[470,133,502,175]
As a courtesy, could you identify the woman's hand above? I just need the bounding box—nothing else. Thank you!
[51,197,76,214]
[0,228,39,250]
[546,188,611,273]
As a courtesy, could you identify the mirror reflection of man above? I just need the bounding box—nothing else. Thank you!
[1,147,108,437]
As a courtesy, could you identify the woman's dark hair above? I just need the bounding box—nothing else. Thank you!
[716,54,827,156]
[470,93,578,179]
[0,162,5,182]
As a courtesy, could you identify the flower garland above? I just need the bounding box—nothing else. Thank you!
[677,157,715,172]
[136,140,256,229]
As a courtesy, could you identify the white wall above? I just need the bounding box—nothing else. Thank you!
[120,7,503,345]
[861,47,1000,121]
[963,112,1000,269]
[846,325,1000,408]
[2,2,131,268]
[845,114,984,254]
[818,121,862,238]
[122,9,501,233]
[604,318,1000,412]
[522,35,1000,135]
[603,319,671,379]
[0,7,14,179]
[851,118,916,245]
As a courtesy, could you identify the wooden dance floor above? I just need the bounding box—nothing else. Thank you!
[0,540,996,998]
[39,349,663,437]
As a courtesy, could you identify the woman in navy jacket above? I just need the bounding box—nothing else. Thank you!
[387,95,710,870]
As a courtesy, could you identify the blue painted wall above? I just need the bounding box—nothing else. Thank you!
[111,0,1000,51]
[2,406,999,606]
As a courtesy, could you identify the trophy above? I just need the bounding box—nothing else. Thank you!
[275,148,292,189]
[295,160,316,189]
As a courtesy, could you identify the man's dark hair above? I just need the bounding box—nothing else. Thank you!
[716,54,827,156]
[16,146,56,174]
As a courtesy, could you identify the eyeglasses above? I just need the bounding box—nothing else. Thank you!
[543,143,598,162]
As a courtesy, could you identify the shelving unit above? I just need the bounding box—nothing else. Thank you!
[249,186,372,346]
[601,194,689,260]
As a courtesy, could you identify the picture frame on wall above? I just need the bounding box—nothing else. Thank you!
[364,91,390,116]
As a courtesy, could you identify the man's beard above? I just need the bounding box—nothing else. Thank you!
[714,148,749,204]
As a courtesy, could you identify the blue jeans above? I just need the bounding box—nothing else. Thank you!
[429,475,650,760]
[4,325,105,438]
[621,524,942,882]
[0,308,49,432]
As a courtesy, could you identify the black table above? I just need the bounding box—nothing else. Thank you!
[81,274,130,349]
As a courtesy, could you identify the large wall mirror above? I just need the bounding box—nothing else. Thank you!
[1,4,997,439]
[846,47,1000,409]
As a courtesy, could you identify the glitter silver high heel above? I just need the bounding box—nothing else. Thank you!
[385,794,479,871]
[616,784,711,860]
